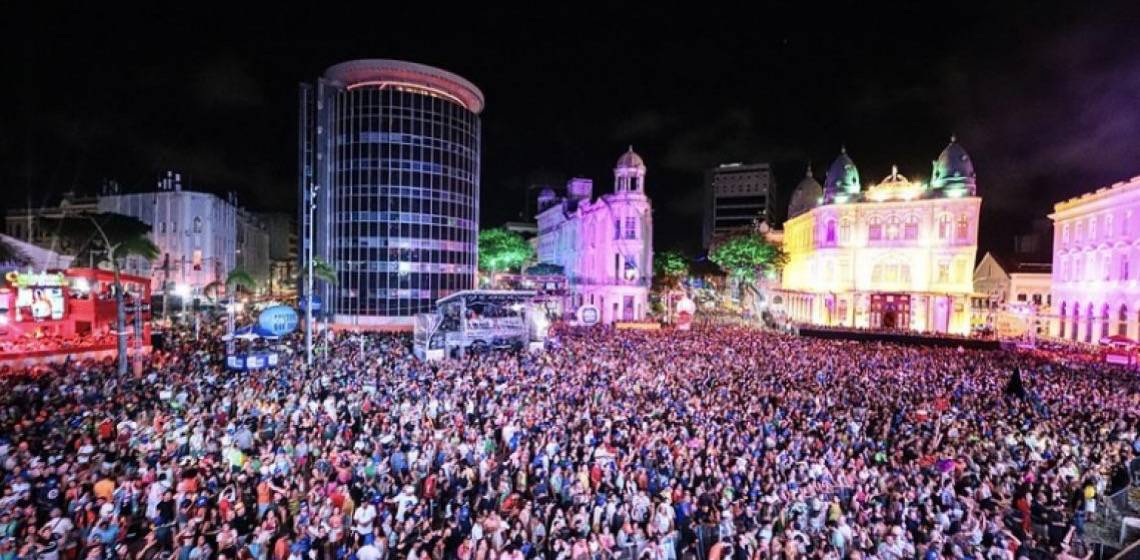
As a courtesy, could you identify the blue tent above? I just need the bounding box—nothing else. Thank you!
[222,324,281,341]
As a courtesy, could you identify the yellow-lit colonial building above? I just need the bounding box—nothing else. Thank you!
[780,138,982,334]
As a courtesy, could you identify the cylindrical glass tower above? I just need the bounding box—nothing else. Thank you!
[299,59,483,327]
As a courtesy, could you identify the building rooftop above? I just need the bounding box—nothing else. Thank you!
[1053,174,1140,213]
[324,59,485,113]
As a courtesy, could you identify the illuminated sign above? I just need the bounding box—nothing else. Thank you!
[5,271,66,288]
[577,304,600,326]
[615,322,661,331]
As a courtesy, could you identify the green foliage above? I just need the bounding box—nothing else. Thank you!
[313,257,338,285]
[708,231,787,280]
[655,251,689,279]
[225,268,257,293]
[41,212,157,268]
[478,228,535,273]
[524,262,565,276]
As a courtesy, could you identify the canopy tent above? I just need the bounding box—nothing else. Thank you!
[222,324,280,341]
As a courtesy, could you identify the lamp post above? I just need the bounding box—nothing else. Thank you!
[305,184,319,368]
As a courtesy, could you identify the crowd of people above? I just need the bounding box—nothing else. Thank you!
[1,323,1138,560]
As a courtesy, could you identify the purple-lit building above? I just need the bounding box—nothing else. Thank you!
[1050,174,1140,342]
[535,148,654,323]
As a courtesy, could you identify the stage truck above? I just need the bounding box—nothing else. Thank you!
[413,290,550,361]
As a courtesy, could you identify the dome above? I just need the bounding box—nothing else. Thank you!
[931,135,976,195]
[788,165,824,219]
[823,147,861,201]
[616,145,646,170]
[538,187,556,199]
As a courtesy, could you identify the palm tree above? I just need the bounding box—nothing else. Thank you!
[203,281,225,305]
[312,257,337,285]
[225,267,257,295]
[310,257,337,356]
[42,212,159,375]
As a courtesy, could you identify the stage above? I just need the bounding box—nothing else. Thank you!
[798,327,1001,350]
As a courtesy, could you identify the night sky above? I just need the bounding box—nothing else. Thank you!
[6,3,1140,256]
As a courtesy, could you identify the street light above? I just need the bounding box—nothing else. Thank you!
[305,184,319,368]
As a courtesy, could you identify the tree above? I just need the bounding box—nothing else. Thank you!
[478,228,535,274]
[225,267,257,294]
[203,281,225,304]
[41,212,159,375]
[708,229,787,321]
[654,250,690,290]
[312,257,338,285]
[708,230,787,281]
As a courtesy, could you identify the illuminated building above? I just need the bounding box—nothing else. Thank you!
[300,59,483,328]
[780,138,981,334]
[98,172,244,304]
[1050,174,1140,342]
[535,148,653,323]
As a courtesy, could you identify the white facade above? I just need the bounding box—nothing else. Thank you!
[1050,174,1140,342]
[98,183,238,301]
[536,148,654,324]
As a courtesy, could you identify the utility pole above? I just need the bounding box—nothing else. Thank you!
[305,184,319,368]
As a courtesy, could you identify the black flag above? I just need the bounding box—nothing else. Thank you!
[1005,367,1026,398]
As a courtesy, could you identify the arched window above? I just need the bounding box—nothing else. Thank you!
[955,215,969,241]
[839,219,852,243]
[1106,215,1114,239]
[1062,224,1070,244]
[825,219,837,244]
[1071,303,1080,342]
[904,215,919,240]
[1059,302,1067,338]
[1086,303,1095,343]
[1090,218,1098,240]
[868,217,883,242]
[885,216,902,241]
[937,215,952,240]
[1119,304,1128,336]
[1101,304,1111,339]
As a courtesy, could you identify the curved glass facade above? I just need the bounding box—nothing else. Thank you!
[300,63,481,324]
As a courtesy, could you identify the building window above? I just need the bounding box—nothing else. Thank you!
[624,217,637,239]
[614,220,621,240]
[1059,302,1067,338]
[885,216,901,241]
[937,215,951,240]
[159,222,167,234]
[1106,215,1113,239]
[1123,256,1130,281]
[1062,224,1070,244]
[1120,304,1129,336]
[903,216,918,240]
[936,262,950,283]
[955,215,969,241]
[1076,223,1083,242]
[1090,218,1097,240]
[868,218,883,242]
[825,220,836,244]
[839,220,851,243]
[193,217,202,233]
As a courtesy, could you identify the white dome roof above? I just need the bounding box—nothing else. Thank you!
[616,145,646,170]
